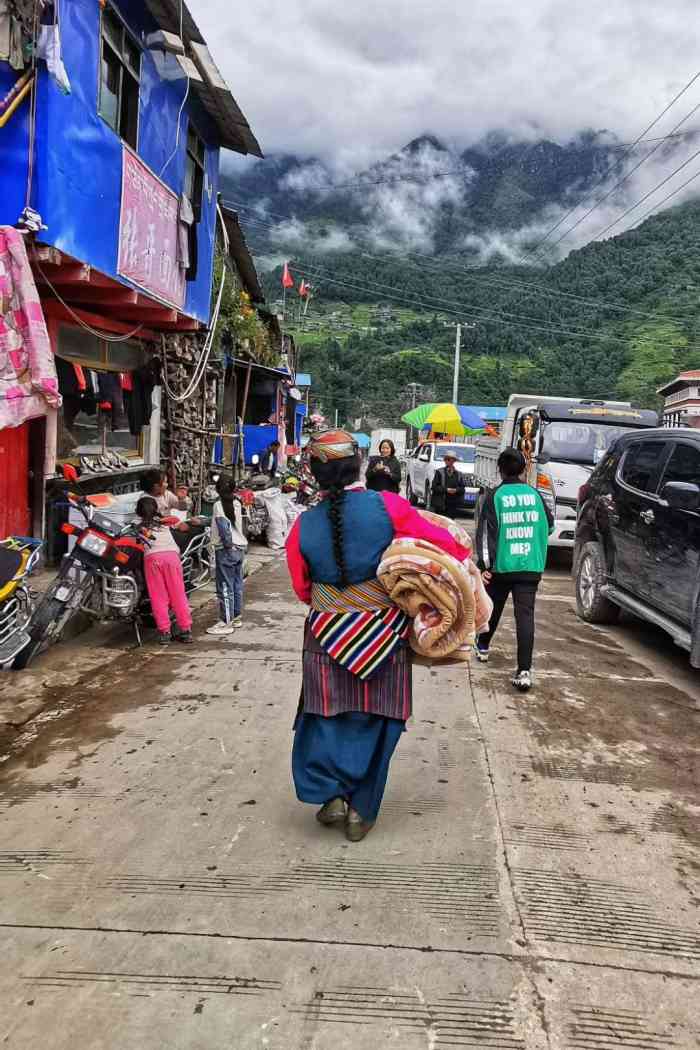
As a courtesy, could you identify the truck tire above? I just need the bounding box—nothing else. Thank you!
[406,478,419,506]
[575,541,620,625]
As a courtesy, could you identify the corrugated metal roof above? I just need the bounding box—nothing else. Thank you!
[142,0,263,157]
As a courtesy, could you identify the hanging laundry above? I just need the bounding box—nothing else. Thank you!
[177,195,194,271]
[0,1,25,70]
[36,0,71,94]
[0,226,61,430]
[127,360,160,436]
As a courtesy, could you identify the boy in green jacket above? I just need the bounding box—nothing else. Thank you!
[475,448,554,692]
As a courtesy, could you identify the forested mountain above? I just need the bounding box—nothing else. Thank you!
[278,200,700,426]
[220,129,700,427]
[223,130,696,255]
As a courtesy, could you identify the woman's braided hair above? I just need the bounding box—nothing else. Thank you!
[309,453,361,588]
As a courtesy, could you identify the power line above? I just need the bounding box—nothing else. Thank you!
[249,245,684,348]
[239,207,700,328]
[526,68,700,255]
[633,164,700,225]
[592,140,700,240]
[224,128,700,200]
[538,95,700,256]
[233,203,696,325]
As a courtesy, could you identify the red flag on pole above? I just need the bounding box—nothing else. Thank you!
[299,279,308,298]
[282,262,294,289]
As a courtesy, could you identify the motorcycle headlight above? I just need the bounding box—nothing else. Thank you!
[78,530,110,558]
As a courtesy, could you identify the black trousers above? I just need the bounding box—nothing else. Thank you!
[479,576,540,672]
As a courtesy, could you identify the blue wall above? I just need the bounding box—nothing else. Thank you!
[0,0,221,323]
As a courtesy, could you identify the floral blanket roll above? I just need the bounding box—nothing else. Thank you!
[377,512,493,662]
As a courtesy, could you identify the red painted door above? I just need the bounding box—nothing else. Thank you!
[0,423,30,537]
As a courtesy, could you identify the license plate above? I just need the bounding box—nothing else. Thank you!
[54,585,72,602]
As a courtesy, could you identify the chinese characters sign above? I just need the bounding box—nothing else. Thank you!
[117,148,186,310]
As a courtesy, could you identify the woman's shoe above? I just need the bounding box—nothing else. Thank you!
[316,798,346,826]
[345,806,374,842]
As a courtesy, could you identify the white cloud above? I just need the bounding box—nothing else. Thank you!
[189,0,699,163]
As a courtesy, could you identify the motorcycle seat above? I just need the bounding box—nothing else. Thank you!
[0,546,26,600]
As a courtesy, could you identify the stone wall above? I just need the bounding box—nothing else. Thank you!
[160,334,220,502]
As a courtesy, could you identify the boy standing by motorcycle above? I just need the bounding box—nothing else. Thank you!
[136,496,193,646]
[207,479,248,637]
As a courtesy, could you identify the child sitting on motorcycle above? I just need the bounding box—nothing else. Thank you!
[136,496,193,646]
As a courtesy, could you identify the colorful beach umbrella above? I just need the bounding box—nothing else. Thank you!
[402,403,485,436]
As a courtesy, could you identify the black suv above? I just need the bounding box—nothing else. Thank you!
[574,427,700,665]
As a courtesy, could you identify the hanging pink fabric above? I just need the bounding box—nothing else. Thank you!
[0,226,61,429]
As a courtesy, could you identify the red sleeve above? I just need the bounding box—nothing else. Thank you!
[285,515,312,604]
[380,491,471,563]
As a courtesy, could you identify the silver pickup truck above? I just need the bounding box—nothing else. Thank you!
[405,440,479,512]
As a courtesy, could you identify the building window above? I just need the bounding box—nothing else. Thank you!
[183,124,206,280]
[99,5,140,149]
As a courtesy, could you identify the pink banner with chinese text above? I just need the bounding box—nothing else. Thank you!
[117,148,186,310]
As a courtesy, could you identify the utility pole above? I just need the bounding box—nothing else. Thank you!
[407,382,421,448]
[452,324,461,405]
[334,407,339,428]
[451,323,477,406]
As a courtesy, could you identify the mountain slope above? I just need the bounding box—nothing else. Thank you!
[288,199,700,425]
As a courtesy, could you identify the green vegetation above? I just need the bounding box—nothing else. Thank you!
[281,200,700,425]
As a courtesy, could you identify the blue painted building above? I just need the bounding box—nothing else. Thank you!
[1,0,261,324]
[0,0,262,536]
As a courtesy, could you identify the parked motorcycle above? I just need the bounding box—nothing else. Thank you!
[14,494,211,668]
[0,536,43,668]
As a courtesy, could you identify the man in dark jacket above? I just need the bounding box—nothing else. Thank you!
[430,451,466,518]
[261,440,281,478]
[474,448,554,692]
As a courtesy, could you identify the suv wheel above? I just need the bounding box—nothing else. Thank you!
[575,541,620,624]
[406,478,418,506]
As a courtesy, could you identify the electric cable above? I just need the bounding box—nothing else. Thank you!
[538,96,700,257]
[233,202,700,326]
[526,68,700,254]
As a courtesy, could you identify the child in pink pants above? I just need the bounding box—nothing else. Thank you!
[136,497,192,645]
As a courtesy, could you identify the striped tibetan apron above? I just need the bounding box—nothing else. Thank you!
[307,579,410,681]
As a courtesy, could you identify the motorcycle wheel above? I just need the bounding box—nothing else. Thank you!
[12,595,74,669]
[12,575,92,672]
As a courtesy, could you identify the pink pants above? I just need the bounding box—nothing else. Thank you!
[144,551,192,634]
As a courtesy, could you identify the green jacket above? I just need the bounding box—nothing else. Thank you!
[476,482,553,576]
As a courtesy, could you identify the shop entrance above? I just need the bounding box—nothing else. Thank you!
[0,422,30,536]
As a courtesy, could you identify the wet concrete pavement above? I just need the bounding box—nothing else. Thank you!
[0,553,698,1048]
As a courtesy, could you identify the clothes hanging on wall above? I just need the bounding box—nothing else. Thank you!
[35,0,71,93]
[0,226,61,430]
[126,359,160,436]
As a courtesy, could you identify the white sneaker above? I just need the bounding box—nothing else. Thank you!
[474,643,489,663]
[232,616,243,628]
[207,621,235,636]
[512,670,532,692]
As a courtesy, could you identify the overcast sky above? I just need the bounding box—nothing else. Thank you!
[189,0,698,166]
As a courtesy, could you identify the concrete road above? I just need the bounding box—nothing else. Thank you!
[0,553,698,1048]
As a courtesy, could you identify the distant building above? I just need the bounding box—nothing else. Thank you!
[657,371,700,428]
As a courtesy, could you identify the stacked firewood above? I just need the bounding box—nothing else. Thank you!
[160,334,220,499]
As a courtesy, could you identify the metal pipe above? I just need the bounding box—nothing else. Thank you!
[0,75,34,129]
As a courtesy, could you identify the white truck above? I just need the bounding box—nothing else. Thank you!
[370,428,407,457]
[473,395,658,549]
[406,440,479,512]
